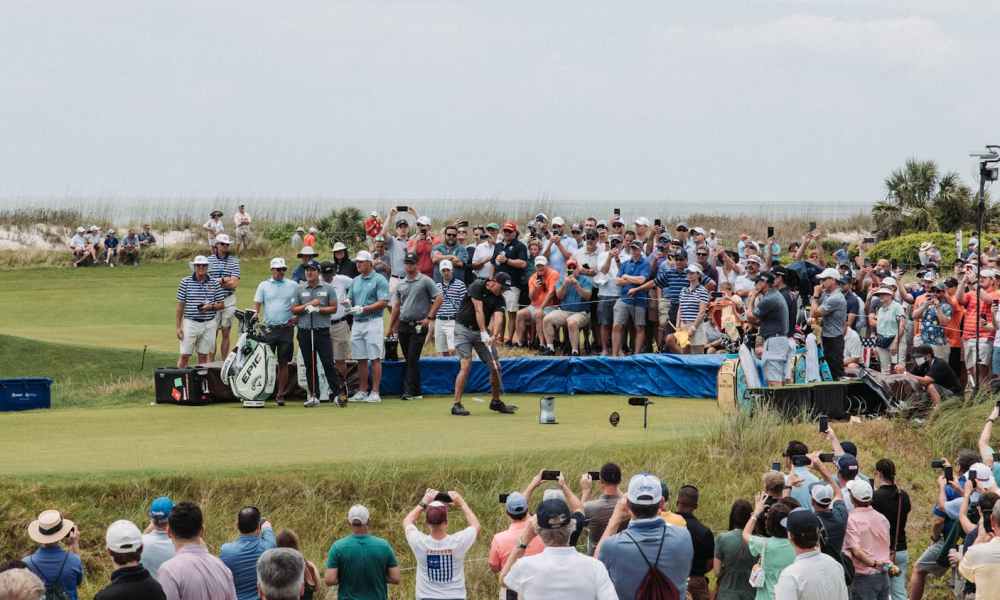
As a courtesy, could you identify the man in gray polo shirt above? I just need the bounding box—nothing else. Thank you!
[811,267,848,380]
[383,209,412,297]
[389,252,443,400]
[292,260,343,407]
[747,272,790,386]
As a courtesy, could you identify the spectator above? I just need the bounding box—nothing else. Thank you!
[868,287,905,374]
[784,441,820,513]
[502,500,618,599]
[253,258,299,406]
[70,226,91,267]
[121,228,140,266]
[292,246,319,283]
[714,499,756,600]
[142,496,177,579]
[543,216,579,275]
[958,496,1000,593]
[471,224,496,280]
[743,494,797,600]
[870,459,910,600]
[580,463,624,555]
[675,485,715,600]
[541,259,593,356]
[409,216,436,277]
[513,256,559,349]
[597,473,694,598]
[433,260,466,357]
[900,345,962,408]
[488,492,544,600]
[388,252,443,400]
[432,224,469,283]
[317,261,354,398]
[493,222,529,345]
[957,269,997,390]
[842,479,892,600]
[234,204,252,252]
[403,489,480,600]
[274,530,318,600]
[331,242,359,278]
[139,224,157,248]
[204,210,225,247]
[303,227,318,249]
[104,228,120,267]
[255,548,303,600]
[324,504,401,600]
[614,241,650,356]
[157,501,237,600]
[95,520,166,600]
[747,272,790,387]
[208,233,241,362]
[383,209,413,296]
[220,507,276,600]
[594,236,624,355]
[22,509,84,600]
[773,509,849,600]
[834,454,860,512]
[346,250,389,404]
[292,260,344,407]
[810,268,848,380]
[807,482,848,562]
[175,255,225,368]
[912,281,953,361]
[664,263,711,355]
[87,225,104,256]
[290,227,304,249]
[0,568,44,600]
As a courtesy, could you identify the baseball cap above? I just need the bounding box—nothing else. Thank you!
[882,276,898,287]
[635,216,650,226]
[426,501,448,525]
[692,227,706,236]
[818,267,840,280]
[502,221,518,232]
[754,272,775,285]
[416,216,431,226]
[784,508,821,536]
[809,483,834,507]
[332,242,347,252]
[873,287,894,296]
[215,233,232,245]
[355,250,373,263]
[149,496,174,520]
[395,218,409,227]
[269,257,287,270]
[304,260,320,271]
[439,259,453,271]
[629,240,643,249]
[685,264,702,274]
[320,260,336,274]
[191,255,210,266]
[535,212,548,222]
[552,217,566,226]
[368,210,378,217]
[846,479,873,502]
[536,498,572,529]
[837,454,859,477]
[347,505,370,526]
[106,520,143,553]
[493,272,513,290]
[297,246,317,257]
[596,220,608,228]
[675,222,689,231]
[403,252,417,264]
[504,492,528,516]
[486,222,500,231]
[534,255,548,267]
[627,473,664,506]
[969,463,998,488]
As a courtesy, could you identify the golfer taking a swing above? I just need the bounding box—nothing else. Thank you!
[450,272,517,416]
[292,260,344,408]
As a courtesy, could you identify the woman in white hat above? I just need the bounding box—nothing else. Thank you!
[202,210,225,248]
[868,287,904,374]
[23,509,84,600]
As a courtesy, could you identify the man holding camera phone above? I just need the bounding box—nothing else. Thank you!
[176,255,226,369]
[403,488,480,600]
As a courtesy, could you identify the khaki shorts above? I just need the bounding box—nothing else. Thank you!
[350,318,384,360]
[658,297,672,326]
[544,309,590,330]
[503,287,521,313]
[216,294,237,329]
[435,319,456,352]
[180,319,218,356]
[613,299,646,327]
[330,319,351,361]
[964,339,992,367]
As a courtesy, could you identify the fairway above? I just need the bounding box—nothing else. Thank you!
[0,395,719,477]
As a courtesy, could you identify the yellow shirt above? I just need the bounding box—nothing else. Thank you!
[661,511,687,527]
[959,537,1000,599]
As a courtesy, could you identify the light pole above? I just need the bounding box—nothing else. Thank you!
[968,146,1000,393]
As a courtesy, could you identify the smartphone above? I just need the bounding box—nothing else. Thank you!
[541,470,560,481]
[891,259,898,270]
[819,453,835,463]
[654,218,662,227]
[809,221,816,232]
[434,491,453,503]
[588,471,601,481]
[971,477,978,489]
[819,415,829,433]
[458,220,469,227]
[396,205,408,212]
[931,459,946,469]
[864,237,876,244]
[711,291,724,299]
[767,226,774,238]
[613,208,620,216]
[944,466,954,482]
[499,493,509,504]
[771,462,781,472]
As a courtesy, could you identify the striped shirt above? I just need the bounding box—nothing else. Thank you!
[177,275,225,322]
[436,278,468,319]
[207,254,241,297]
[678,284,709,323]
[653,264,689,304]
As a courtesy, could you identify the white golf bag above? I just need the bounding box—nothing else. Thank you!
[221,310,277,407]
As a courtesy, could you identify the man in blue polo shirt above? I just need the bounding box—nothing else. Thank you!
[612,241,649,356]
[253,257,299,406]
[347,251,390,403]
[541,259,593,356]
[23,509,85,600]
[219,507,275,600]
[208,233,241,362]
[175,255,225,368]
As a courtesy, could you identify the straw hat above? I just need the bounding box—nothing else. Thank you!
[28,510,75,544]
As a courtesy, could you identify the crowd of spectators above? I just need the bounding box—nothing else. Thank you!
[68,223,156,267]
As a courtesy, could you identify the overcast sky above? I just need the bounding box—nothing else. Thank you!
[1,1,997,204]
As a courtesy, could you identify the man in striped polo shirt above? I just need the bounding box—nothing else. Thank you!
[207,233,241,362]
[664,263,711,354]
[175,255,225,368]
[434,260,467,356]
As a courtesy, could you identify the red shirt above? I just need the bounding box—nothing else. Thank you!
[408,237,435,276]
[961,291,995,340]
[364,217,383,239]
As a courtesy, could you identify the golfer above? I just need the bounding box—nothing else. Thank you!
[208,233,241,362]
[321,261,355,398]
[451,272,517,416]
[175,255,225,368]
[346,250,390,404]
[388,252,443,400]
[253,257,299,406]
[292,260,344,407]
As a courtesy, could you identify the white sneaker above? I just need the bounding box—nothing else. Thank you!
[364,392,382,403]
[348,391,368,403]
[303,397,320,408]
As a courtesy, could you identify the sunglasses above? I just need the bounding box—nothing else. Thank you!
[272,267,287,272]
[697,252,708,256]
[446,233,457,237]
[571,230,581,234]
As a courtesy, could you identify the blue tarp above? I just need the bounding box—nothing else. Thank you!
[379,354,724,398]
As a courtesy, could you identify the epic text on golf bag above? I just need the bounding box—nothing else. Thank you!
[221,310,277,407]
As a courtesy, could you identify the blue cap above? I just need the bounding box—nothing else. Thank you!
[505,492,528,516]
[304,260,321,270]
[837,454,859,477]
[149,496,174,520]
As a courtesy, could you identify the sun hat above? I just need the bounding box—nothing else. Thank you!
[269,257,287,270]
[692,227,706,235]
[347,505,370,526]
[28,510,75,545]
[627,473,664,506]
[190,255,210,266]
[308,227,318,233]
[297,246,317,257]
[536,498,572,529]
[634,216,650,226]
[106,520,143,553]
[332,242,348,253]
[355,250,373,263]
[215,233,231,245]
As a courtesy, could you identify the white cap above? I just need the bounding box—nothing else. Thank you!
[846,479,873,503]
[332,242,347,252]
[551,216,566,226]
[969,463,998,489]
[627,473,664,506]
[355,250,372,263]
[416,216,431,226]
[369,210,378,217]
[309,227,318,233]
[634,216,650,226]
[191,255,210,266]
[809,483,834,506]
[269,257,287,269]
[686,264,702,274]
[922,272,937,282]
[882,276,897,286]
[984,269,998,278]
[215,233,232,245]
[439,259,453,271]
[692,227,706,235]
[818,267,840,280]
[534,255,548,267]
[295,227,305,232]
[347,505,370,525]
[106,519,143,553]
[76,226,85,233]
[709,229,716,234]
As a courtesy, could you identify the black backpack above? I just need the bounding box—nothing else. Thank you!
[624,529,681,600]
[817,519,854,586]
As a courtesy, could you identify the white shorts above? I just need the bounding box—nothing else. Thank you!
[503,287,521,313]
[690,322,709,347]
[180,319,218,356]
[216,294,237,329]
[964,339,992,367]
[351,318,385,360]
[435,319,457,352]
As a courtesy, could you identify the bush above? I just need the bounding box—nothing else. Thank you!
[867,232,958,269]
[263,222,298,245]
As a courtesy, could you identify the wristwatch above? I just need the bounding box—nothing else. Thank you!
[517,543,528,550]
[418,501,428,509]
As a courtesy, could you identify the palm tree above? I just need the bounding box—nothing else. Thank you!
[872,159,984,237]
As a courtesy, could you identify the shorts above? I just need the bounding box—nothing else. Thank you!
[658,297,672,326]
[613,299,646,327]
[435,319,457,352]
[544,309,590,330]
[597,297,618,326]
[258,325,294,363]
[330,319,351,361]
[914,539,949,577]
[503,287,521,313]
[525,305,550,319]
[180,319,218,356]
[216,294,237,329]
[454,323,497,365]
[963,339,992,367]
[689,322,709,346]
[351,318,385,360]
[762,335,791,382]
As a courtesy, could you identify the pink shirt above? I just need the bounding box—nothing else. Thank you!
[843,506,891,575]
[158,543,237,600]
[488,520,544,573]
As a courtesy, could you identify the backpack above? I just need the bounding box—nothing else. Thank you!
[26,553,72,600]
[624,529,681,600]
[817,517,854,587]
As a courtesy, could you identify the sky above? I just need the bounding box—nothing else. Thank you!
[1,1,998,205]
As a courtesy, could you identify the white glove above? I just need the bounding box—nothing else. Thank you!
[480,331,492,344]
[305,305,319,314]
[350,306,364,316]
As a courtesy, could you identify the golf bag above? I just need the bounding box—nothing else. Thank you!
[221,309,277,407]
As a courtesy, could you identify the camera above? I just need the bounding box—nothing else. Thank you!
[931,459,946,469]
[588,471,600,481]
[771,461,781,472]
[819,453,835,463]
[499,493,509,504]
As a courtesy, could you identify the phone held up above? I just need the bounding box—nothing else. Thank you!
[434,492,453,503]
[541,470,561,481]
[588,471,601,481]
